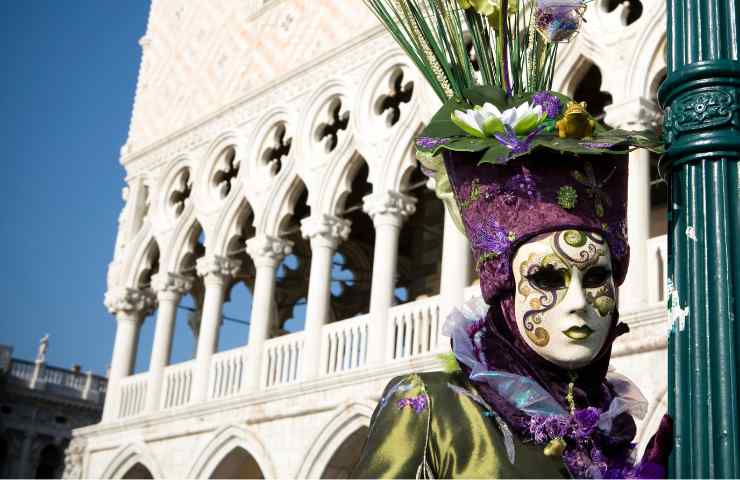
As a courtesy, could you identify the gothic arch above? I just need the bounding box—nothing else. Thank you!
[101,443,164,480]
[212,193,254,257]
[382,122,426,194]
[353,49,419,138]
[262,173,309,237]
[553,52,599,98]
[322,151,370,217]
[124,235,160,288]
[186,425,275,479]
[246,106,296,189]
[165,216,206,274]
[623,2,667,100]
[298,78,355,168]
[295,401,374,478]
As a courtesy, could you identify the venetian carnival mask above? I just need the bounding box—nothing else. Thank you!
[512,229,616,369]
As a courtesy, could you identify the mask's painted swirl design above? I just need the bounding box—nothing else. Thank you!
[517,230,610,347]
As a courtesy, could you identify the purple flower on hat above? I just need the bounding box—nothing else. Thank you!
[532,91,563,119]
[495,125,544,161]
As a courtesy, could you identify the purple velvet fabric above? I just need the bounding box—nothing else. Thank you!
[443,150,630,303]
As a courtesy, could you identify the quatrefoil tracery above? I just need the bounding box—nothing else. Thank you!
[375,69,414,127]
[315,98,350,153]
[212,146,240,199]
[261,123,292,176]
[169,168,193,219]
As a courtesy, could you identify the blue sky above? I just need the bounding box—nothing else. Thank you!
[0,2,152,375]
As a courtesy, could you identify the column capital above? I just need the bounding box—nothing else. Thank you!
[151,272,193,297]
[363,191,417,226]
[104,287,156,316]
[246,235,293,268]
[196,255,241,284]
[603,97,661,130]
[301,214,351,249]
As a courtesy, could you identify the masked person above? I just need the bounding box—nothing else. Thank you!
[356,1,673,477]
[352,150,673,479]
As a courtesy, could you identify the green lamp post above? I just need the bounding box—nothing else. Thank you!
[658,1,740,477]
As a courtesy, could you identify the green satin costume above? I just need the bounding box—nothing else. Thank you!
[352,371,569,479]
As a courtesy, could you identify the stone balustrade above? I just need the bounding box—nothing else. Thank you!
[102,235,669,421]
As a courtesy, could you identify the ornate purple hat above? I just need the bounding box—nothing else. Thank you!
[443,150,629,303]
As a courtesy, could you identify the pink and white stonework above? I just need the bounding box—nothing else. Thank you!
[67,1,671,478]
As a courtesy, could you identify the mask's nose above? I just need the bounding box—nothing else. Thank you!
[562,266,588,315]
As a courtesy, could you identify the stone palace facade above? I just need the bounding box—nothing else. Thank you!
[67,0,670,478]
[0,341,106,478]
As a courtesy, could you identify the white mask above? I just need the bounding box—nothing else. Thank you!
[512,230,616,370]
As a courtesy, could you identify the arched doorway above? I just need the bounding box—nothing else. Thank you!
[321,427,369,479]
[210,447,264,479]
[35,444,63,479]
[122,462,154,479]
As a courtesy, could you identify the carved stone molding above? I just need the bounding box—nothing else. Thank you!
[103,287,156,316]
[246,235,294,268]
[150,272,194,296]
[62,438,85,479]
[300,215,351,249]
[195,255,242,282]
[362,191,417,225]
[603,97,661,130]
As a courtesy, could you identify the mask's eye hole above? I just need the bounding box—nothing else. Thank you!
[582,266,612,288]
[527,266,568,290]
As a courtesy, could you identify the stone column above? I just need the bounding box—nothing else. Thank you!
[363,191,417,364]
[439,208,472,336]
[245,235,293,389]
[191,255,241,403]
[300,215,351,380]
[604,98,658,312]
[102,287,155,421]
[145,272,193,412]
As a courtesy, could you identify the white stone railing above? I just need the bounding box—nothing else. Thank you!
[262,332,304,388]
[320,314,369,376]
[647,234,668,304]
[9,360,35,380]
[9,359,107,397]
[109,263,669,420]
[162,360,195,410]
[118,373,148,418]
[388,296,442,361]
[209,347,249,400]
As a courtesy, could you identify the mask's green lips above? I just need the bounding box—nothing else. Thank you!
[563,325,594,340]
